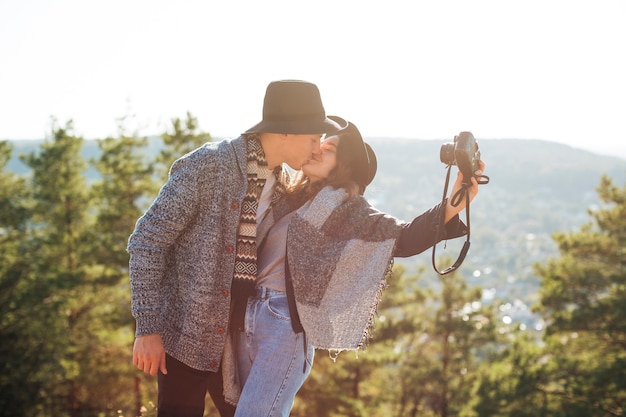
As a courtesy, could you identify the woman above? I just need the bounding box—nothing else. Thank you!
[224,117,485,416]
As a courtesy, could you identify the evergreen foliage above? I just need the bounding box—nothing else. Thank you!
[533,176,626,415]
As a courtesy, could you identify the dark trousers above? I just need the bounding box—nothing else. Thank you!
[157,354,236,417]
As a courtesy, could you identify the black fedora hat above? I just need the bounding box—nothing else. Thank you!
[244,80,343,135]
[329,116,377,193]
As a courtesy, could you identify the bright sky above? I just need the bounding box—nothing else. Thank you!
[1,0,625,158]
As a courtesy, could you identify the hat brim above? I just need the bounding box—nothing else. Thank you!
[243,117,344,135]
[329,116,377,192]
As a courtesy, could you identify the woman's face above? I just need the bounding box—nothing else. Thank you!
[301,135,339,182]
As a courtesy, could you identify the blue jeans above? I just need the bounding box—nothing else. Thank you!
[234,287,314,417]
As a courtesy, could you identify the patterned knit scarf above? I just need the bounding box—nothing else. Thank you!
[231,134,284,330]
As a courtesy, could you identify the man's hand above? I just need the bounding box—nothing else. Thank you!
[133,334,167,376]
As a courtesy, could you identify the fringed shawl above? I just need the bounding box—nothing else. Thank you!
[274,186,405,351]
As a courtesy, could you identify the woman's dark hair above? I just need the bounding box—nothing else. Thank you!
[322,132,362,197]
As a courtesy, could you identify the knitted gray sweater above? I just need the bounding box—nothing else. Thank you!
[128,137,247,372]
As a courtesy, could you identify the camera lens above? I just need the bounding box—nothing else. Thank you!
[440,143,456,165]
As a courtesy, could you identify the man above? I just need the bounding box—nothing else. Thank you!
[128,80,342,417]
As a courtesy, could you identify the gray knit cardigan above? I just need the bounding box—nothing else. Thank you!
[128,136,248,372]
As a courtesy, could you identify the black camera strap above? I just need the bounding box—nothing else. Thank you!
[431,165,489,275]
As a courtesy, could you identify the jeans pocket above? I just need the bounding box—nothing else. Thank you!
[265,295,291,322]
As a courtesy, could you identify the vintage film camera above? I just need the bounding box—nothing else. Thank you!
[432,131,489,275]
[440,131,481,184]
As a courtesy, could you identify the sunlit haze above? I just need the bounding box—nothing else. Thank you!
[1,0,625,158]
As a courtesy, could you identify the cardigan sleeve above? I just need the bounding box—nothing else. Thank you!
[393,201,467,258]
[127,147,209,336]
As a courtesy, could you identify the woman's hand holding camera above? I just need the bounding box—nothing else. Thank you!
[444,160,485,223]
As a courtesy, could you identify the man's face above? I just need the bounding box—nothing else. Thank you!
[282,134,323,170]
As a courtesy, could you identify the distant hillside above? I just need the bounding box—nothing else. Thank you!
[5,137,626,329]
[364,138,625,325]
[5,137,164,176]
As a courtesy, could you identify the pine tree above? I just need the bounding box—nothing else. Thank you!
[387,264,501,417]
[16,120,93,416]
[156,112,212,181]
[534,175,626,415]
[89,122,158,416]
[0,140,43,416]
